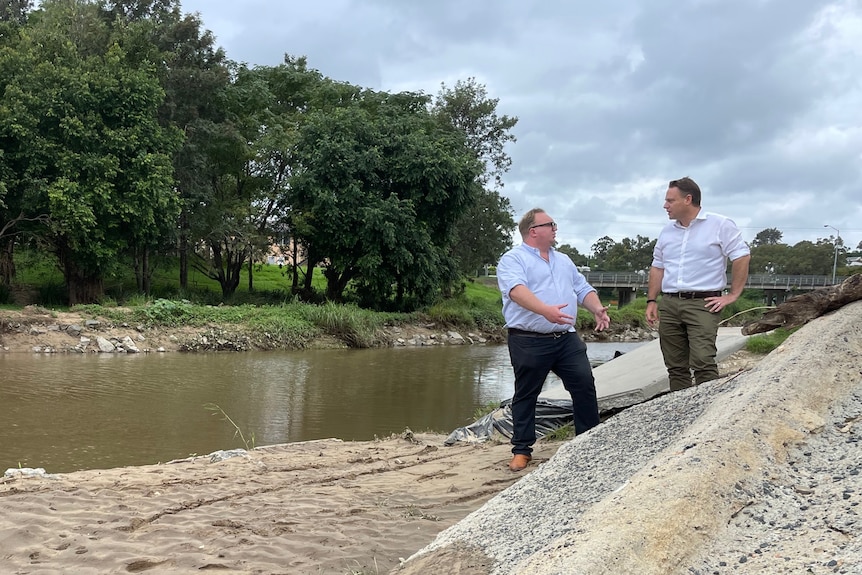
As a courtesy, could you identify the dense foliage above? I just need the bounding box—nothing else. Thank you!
[0,0,517,310]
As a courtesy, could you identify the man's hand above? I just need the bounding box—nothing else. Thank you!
[543,303,575,325]
[646,301,659,327]
[508,286,575,325]
[581,292,610,331]
[593,306,610,332]
[704,293,737,313]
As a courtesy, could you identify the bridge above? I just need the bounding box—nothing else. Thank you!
[581,272,845,307]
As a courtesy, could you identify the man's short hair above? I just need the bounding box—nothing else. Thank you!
[519,208,546,237]
[669,177,701,206]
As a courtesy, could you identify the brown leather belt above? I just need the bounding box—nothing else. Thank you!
[662,291,722,299]
[507,328,571,338]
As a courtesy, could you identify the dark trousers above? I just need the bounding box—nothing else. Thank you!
[507,332,599,455]
[658,297,721,391]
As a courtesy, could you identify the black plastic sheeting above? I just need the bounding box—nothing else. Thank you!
[444,398,574,445]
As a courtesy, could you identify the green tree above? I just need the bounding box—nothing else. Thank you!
[0,0,32,23]
[0,1,45,283]
[450,189,514,277]
[749,243,791,275]
[3,0,182,303]
[602,235,655,271]
[555,244,588,266]
[186,60,343,300]
[184,64,272,299]
[290,88,482,308]
[432,78,517,277]
[751,227,784,248]
[98,0,230,292]
[782,240,836,275]
[432,77,517,190]
[246,58,345,295]
[590,236,616,270]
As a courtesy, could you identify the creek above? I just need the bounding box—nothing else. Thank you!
[0,341,644,473]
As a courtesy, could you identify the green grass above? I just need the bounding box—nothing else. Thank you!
[11,249,330,306]
[541,423,575,442]
[745,327,796,354]
[69,299,420,350]
[6,249,782,349]
[575,300,650,332]
[425,291,503,332]
[472,400,503,421]
[298,302,413,348]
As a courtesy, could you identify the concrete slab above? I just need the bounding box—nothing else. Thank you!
[541,327,750,411]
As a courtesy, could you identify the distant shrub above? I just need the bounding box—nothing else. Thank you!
[141,299,196,325]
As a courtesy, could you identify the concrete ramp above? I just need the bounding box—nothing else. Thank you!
[541,327,750,411]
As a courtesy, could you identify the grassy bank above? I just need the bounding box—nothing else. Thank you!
[2,250,782,351]
[9,289,780,352]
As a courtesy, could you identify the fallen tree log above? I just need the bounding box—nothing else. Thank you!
[742,273,862,335]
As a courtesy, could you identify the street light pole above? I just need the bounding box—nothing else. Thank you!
[824,224,840,285]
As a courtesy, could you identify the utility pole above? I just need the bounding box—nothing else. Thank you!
[824,224,840,285]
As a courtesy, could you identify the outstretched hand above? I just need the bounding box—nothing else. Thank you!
[593,306,610,331]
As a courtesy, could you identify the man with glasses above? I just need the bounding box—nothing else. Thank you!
[497,208,611,472]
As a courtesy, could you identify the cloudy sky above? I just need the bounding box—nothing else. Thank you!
[180,0,861,255]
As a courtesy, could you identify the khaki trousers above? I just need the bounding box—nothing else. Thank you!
[658,297,721,391]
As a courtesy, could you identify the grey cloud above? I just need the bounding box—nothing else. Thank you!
[181,0,862,252]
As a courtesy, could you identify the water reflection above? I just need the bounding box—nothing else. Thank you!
[0,341,643,473]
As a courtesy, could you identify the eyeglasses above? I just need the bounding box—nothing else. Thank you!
[530,222,557,231]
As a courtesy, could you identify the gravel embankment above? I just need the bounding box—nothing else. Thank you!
[396,301,862,575]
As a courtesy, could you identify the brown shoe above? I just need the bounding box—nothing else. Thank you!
[508,454,532,472]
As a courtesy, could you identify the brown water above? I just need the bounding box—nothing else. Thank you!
[0,342,642,473]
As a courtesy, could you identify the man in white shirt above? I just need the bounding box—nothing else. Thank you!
[497,208,611,472]
[646,177,751,391]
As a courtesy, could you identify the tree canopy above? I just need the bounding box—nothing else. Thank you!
[1,0,182,303]
[289,89,483,308]
[432,78,518,278]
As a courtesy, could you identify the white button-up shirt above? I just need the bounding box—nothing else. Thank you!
[651,211,750,293]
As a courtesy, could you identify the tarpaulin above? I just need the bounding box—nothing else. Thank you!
[444,398,575,445]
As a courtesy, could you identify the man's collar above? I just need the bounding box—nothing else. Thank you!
[520,243,555,255]
[674,207,704,228]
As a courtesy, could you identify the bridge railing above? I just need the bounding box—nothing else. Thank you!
[744,274,835,289]
[581,272,842,291]
[582,272,648,288]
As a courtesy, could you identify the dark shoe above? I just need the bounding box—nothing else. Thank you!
[508,454,532,472]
